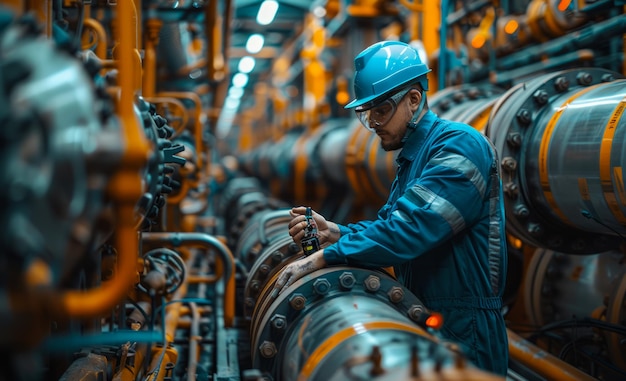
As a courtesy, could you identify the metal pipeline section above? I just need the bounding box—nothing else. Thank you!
[238,118,398,207]
[521,248,626,378]
[225,204,504,380]
[486,67,626,254]
[429,84,506,132]
[238,84,506,209]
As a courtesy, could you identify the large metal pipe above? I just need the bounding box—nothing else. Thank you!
[508,329,598,381]
[429,84,506,132]
[487,67,626,253]
[239,118,398,208]
[224,205,504,380]
[249,257,504,380]
[239,84,505,211]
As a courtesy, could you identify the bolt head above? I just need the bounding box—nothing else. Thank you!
[364,275,381,292]
[288,293,306,310]
[270,314,287,330]
[339,272,356,289]
[313,278,331,295]
[259,341,277,358]
[387,287,404,303]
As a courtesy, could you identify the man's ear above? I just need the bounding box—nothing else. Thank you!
[409,89,421,111]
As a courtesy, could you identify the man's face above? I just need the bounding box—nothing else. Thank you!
[373,90,415,151]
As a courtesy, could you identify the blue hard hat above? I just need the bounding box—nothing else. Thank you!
[345,40,431,110]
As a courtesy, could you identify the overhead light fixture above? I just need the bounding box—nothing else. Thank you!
[228,86,244,99]
[238,56,256,74]
[224,97,241,110]
[256,0,278,26]
[246,34,265,54]
[232,73,249,88]
[313,6,326,18]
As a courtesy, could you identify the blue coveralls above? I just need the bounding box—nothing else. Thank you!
[323,110,509,375]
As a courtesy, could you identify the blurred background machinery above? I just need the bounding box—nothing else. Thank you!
[0,0,624,380]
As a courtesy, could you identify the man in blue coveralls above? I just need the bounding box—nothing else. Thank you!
[273,40,509,375]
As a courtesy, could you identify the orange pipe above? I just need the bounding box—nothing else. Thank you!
[58,0,148,319]
[143,18,163,98]
[31,0,52,37]
[83,18,107,60]
[3,1,24,15]
[165,275,189,344]
[141,233,236,328]
[143,39,156,97]
[112,343,146,381]
[61,204,139,318]
[507,329,598,381]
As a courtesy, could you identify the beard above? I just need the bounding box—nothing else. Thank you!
[380,135,403,151]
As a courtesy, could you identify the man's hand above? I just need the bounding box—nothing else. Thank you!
[288,207,341,247]
[272,250,327,297]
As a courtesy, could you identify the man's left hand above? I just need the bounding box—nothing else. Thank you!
[272,250,327,297]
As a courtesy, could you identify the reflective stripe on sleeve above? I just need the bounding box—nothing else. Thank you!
[429,151,487,199]
[405,184,466,234]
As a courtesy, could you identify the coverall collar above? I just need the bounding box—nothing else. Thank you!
[397,110,438,164]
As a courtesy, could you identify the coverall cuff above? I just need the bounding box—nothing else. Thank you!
[337,224,352,236]
[322,245,347,265]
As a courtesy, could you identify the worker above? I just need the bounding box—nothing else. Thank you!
[272,40,509,375]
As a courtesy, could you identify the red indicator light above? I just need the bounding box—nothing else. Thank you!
[425,313,444,330]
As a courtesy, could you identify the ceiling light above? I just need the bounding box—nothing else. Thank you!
[228,86,244,99]
[313,6,326,18]
[256,0,278,26]
[232,73,249,88]
[238,56,256,73]
[246,34,265,54]
[224,97,241,110]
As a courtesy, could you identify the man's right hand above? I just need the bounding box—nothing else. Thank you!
[288,206,341,247]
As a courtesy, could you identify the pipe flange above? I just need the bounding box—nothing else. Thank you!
[486,68,623,253]
[243,234,300,319]
[250,266,432,372]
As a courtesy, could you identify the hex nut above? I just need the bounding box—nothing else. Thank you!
[288,293,306,310]
[270,314,287,330]
[339,272,356,289]
[387,286,404,303]
[259,341,277,358]
[364,275,381,292]
[408,305,424,322]
[313,278,331,295]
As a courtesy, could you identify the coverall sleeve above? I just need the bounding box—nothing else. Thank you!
[335,205,389,236]
[324,128,494,267]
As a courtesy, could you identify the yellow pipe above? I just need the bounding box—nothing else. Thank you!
[141,233,236,328]
[165,277,189,344]
[133,48,143,92]
[205,0,218,81]
[507,330,598,381]
[58,0,148,319]
[83,18,107,60]
[146,345,179,381]
[4,1,24,15]
[134,0,142,50]
[113,344,146,381]
[31,0,52,37]
[143,18,163,98]
[61,205,140,318]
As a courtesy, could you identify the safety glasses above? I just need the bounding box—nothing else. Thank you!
[355,87,411,131]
